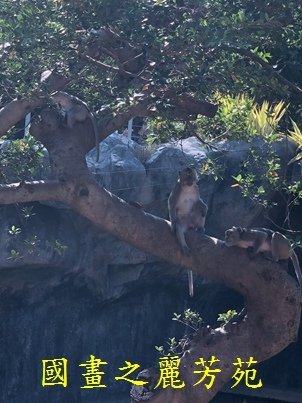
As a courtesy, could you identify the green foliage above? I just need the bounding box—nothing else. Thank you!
[231,141,282,208]
[217,309,237,324]
[172,309,203,331]
[288,119,302,163]
[24,235,39,255]
[155,337,180,357]
[7,249,21,261]
[232,147,284,208]
[155,338,183,357]
[146,119,185,144]
[196,94,289,142]
[200,157,224,181]
[20,206,36,221]
[251,47,272,63]
[45,239,68,256]
[8,225,21,236]
[292,234,302,250]
[1,0,301,120]
[251,100,287,139]
[155,309,203,356]
[0,137,46,183]
[196,93,257,141]
[195,93,302,219]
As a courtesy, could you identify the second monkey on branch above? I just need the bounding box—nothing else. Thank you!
[168,166,208,297]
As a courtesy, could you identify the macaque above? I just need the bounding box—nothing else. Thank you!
[168,166,208,297]
[225,226,302,288]
[51,92,100,161]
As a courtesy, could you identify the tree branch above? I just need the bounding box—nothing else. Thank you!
[0,96,45,137]
[68,181,300,403]
[217,45,302,98]
[0,180,68,204]
[81,53,149,81]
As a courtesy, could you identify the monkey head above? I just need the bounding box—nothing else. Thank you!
[178,166,198,186]
[224,226,245,246]
[51,92,68,108]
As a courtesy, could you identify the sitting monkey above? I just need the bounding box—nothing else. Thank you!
[51,92,100,161]
[168,166,208,297]
[225,226,302,288]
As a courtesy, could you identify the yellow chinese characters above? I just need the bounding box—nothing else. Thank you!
[79,355,108,388]
[155,356,185,389]
[42,358,68,388]
[41,355,263,390]
[193,355,221,389]
[115,361,148,386]
[232,357,263,389]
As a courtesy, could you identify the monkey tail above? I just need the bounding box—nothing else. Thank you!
[188,269,194,297]
[290,250,302,289]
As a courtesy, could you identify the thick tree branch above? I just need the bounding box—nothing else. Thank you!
[99,92,218,141]
[0,180,68,204]
[0,96,45,137]
[67,181,301,403]
[81,54,122,74]
[99,98,156,140]
[0,86,217,148]
[82,53,149,81]
[163,88,218,119]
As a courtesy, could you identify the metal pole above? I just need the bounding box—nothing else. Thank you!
[127,118,133,140]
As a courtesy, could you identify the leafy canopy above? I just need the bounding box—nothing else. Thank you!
[1,0,301,114]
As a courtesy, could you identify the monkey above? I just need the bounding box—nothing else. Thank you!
[168,166,208,297]
[51,92,100,161]
[224,226,302,289]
